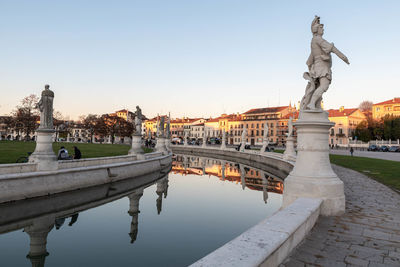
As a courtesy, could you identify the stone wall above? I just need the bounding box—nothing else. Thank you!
[0,152,172,204]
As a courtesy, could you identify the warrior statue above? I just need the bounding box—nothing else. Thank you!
[300,16,349,111]
[134,106,143,135]
[37,85,54,130]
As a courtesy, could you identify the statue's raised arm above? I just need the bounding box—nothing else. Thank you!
[300,16,349,111]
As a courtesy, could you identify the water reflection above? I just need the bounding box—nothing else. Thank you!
[172,154,284,197]
[0,154,284,267]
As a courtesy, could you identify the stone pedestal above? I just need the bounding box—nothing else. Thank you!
[283,136,296,161]
[283,111,345,216]
[165,138,171,152]
[129,135,143,155]
[29,129,58,171]
[155,137,167,153]
[202,136,207,148]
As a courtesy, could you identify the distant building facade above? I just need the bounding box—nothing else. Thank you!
[372,98,400,119]
[327,107,366,146]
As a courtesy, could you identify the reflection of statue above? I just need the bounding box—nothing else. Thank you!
[287,117,293,137]
[135,106,143,135]
[128,189,143,244]
[300,16,349,110]
[156,177,169,214]
[37,85,54,130]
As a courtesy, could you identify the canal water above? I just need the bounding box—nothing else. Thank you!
[0,154,283,267]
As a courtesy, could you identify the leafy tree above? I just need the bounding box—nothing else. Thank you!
[81,114,100,142]
[99,114,134,144]
[354,121,372,142]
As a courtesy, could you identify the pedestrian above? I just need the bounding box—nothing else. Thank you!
[73,146,82,159]
[350,147,354,157]
[57,146,69,160]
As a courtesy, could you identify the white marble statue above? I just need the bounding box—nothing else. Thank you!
[37,85,54,130]
[184,131,188,146]
[134,106,143,135]
[287,117,293,137]
[300,16,349,111]
[166,114,171,139]
[156,116,165,138]
[240,128,247,152]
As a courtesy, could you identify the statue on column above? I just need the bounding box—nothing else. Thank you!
[300,16,349,111]
[37,85,54,130]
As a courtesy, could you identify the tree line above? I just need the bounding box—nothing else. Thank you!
[1,94,136,143]
[354,101,400,142]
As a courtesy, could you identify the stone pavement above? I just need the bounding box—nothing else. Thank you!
[281,165,400,267]
[330,149,400,162]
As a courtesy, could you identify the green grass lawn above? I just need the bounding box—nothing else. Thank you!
[329,154,400,192]
[272,149,399,191]
[0,141,132,164]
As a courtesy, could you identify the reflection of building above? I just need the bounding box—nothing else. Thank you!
[372,98,400,119]
[327,107,366,146]
[172,155,283,194]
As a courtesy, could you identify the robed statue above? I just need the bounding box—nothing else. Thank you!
[300,16,349,111]
[134,106,143,135]
[37,84,54,130]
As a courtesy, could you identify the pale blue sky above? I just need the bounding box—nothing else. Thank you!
[0,0,399,119]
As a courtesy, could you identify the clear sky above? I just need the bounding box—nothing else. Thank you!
[0,0,399,120]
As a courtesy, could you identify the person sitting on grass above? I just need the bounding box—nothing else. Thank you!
[73,146,82,159]
[57,146,69,160]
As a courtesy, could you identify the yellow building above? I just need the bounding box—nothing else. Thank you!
[372,98,400,119]
[327,107,366,146]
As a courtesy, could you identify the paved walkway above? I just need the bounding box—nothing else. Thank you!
[281,165,400,267]
[330,149,400,162]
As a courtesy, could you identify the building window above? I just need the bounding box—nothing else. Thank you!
[331,129,334,135]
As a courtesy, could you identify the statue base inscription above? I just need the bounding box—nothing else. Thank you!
[282,110,345,216]
[29,129,58,171]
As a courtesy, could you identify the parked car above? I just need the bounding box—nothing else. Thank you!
[389,146,400,152]
[367,144,379,151]
[379,145,389,152]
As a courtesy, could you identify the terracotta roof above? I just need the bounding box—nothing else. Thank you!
[205,118,220,123]
[281,111,299,120]
[328,108,358,117]
[243,106,289,115]
[374,98,400,106]
[192,123,204,126]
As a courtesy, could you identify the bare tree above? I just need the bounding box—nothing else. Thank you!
[359,101,373,112]
[11,94,40,140]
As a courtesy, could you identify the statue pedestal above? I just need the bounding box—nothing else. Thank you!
[165,138,171,152]
[282,110,345,216]
[260,139,269,154]
[29,129,58,171]
[283,136,296,161]
[155,137,167,153]
[129,135,143,155]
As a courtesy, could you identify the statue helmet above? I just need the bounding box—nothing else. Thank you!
[311,16,322,34]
